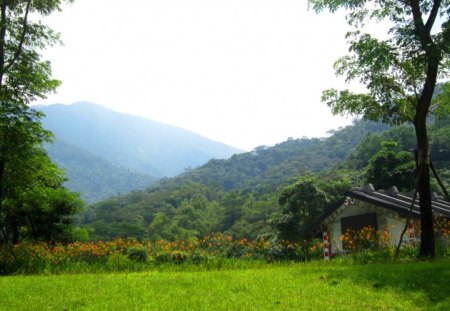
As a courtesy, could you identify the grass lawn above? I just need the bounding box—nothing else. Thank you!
[1,259,449,310]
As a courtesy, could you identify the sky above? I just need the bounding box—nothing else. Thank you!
[36,0,359,151]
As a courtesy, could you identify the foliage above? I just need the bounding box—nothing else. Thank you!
[430,117,450,168]
[172,119,386,193]
[46,139,157,203]
[0,0,73,104]
[276,176,334,241]
[81,119,450,242]
[340,226,391,252]
[0,235,316,274]
[338,224,450,264]
[435,217,450,240]
[0,102,84,244]
[0,1,82,245]
[274,173,354,242]
[309,1,450,125]
[364,140,416,191]
[309,0,450,257]
[83,120,387,241]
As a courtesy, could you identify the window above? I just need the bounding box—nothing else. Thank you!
[341,213,378,233]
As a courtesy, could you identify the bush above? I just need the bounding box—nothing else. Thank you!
[127,247,148,262]
[1,232,448,275]
[266,238,323,262]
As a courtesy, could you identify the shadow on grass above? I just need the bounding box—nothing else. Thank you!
[327,259,450,308]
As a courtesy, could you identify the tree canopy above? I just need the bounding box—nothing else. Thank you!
[0,0,74,103]
[309,0,450,257]
[0,0,81,244]
[364,140,416,191]
[79,119,450,243]
[0,101,83,244]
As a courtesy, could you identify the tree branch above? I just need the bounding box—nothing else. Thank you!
[408,0,430,48]
[425,0,441,33]
[4,0,32,74]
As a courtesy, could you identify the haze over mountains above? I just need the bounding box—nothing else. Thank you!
[34,102,241,202]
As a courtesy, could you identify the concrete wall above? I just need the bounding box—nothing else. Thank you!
[323,199,417,254]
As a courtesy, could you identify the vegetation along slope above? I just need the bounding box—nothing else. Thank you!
[82,118,450,242]
[35,102,241,203]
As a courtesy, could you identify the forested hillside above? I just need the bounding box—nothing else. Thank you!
[81,120,381,239]
[46,139,157,203]
[82,118,450,241]
[34,102,242,202]
[170,120,388,192]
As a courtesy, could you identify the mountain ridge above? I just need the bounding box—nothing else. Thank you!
[34,101,242,177]
[33,101,242,202]
[83,119,393,240]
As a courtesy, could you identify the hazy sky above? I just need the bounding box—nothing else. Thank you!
[36,0,358,151]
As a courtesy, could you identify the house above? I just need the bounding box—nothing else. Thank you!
[318,184,450,254]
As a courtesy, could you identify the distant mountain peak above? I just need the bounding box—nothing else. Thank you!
[36,102,241,177]
[34,102,242,202]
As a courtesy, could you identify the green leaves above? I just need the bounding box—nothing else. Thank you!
[276,175,333,241]
[0,0,72,104]
[0,101,52,158]
[0,1,82,244]
[364,140,416,191]
[0,101,84,243]
[432,82,450,118]
[309,0,367,14]
[309,0,450,123]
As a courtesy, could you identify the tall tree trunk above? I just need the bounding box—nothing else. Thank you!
[414,115,435,258]
[409,0,441,257]
[413,43,440,258]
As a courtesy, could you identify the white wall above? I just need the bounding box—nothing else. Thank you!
[324,199,413,254]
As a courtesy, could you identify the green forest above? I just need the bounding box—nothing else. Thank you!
[81,118,450,242]
[0,0,450,270]
[1,1,450,310]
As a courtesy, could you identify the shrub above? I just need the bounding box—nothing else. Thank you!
[1,231,448,275]
[127,247,148,262]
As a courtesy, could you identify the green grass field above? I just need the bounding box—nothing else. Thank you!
[1,259,449,310]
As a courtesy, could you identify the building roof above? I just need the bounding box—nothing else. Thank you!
[348,184,450,219]
[308,184,450,234]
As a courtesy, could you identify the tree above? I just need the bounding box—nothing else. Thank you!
[0,101,50,242]
[0,101,83,243]
[351,132,384,169]
[0,0,73,103]
[309,0,450,257]
[5,152,84,243]
[430,118,450,166]
[276,176,329,241]
[365,141,416,191]
[0,1,77,244]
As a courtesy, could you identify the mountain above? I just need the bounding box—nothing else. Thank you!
[167,119,389,192]
[45,139,157,203]
[83,120,393,240]
[34,102,241,202]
